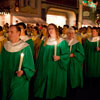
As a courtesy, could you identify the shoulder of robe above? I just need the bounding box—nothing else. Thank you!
[4,40,29,52]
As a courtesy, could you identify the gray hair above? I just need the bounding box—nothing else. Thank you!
[67,27,75,34]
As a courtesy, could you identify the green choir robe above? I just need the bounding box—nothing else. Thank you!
[84,37,100,78]
[0,40,35,100]
[34,38,70,99]
[20,36,34,55]
[66,38,84,88]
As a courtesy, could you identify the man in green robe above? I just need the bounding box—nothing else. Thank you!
[0,25,35,100]
[66,28,84,99]
[83,27,100,99]
[84,27,100,88]
[16,22,34,55]
[33,37,70,99]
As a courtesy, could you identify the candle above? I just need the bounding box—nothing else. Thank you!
[18,53,24,71]
[70,45,72,52]
[97,40,99,47]
[54,41,57,56]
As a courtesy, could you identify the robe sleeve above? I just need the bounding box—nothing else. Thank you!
[27,39,34,56]
[22,46,35,81]
[73,42,85,64]
[58,40,70,70]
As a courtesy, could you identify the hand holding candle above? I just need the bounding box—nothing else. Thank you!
[53,56,60,61]
[97,47,100,51]
[97,39,100,51]
[70,53,75,57]
[18,53,24,71]
[16,70,24,77]
[70,45,72,52]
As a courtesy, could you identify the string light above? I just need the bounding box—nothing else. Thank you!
[82,0,98,8]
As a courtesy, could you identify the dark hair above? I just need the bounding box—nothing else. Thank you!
[10,25,21,32]
[42,25,47,29]
[92,27,98,33]
[0,26,3,31]
[16,22,26,29]
[34,26,39,31]
[63,24,69,28]
[58,26,62,34]
[36,23,39,27]
[33,26,39,34]
[71,26,77,30]
[92,27,97,30]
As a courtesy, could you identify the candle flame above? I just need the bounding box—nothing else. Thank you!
[54,41,57,45]
[21,53,24,57]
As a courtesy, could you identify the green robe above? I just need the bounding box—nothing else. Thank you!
[34,39,70,99]
[20,36,34,55]
[26,39,34,55]
[66,39,84,88]
[0,40,35,100]
[84,38,100,78]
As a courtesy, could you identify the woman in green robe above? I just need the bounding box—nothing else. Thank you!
[66,28,84,99]
[0,25,35,100]
[33,23,70,100]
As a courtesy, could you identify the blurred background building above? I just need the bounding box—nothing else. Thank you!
[0,0,100,27]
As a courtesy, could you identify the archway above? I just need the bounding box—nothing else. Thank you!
[46,8,76,27]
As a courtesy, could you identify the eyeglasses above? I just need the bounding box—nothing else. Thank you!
[48,28,54,30]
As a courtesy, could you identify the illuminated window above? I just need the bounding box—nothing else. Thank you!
[46,14,66,27]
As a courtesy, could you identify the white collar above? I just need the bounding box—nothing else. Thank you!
[47,37,63,45]
[88,36,100,42]
[20,36,30,41]
[66,38,79,46]
[4,40,29,52]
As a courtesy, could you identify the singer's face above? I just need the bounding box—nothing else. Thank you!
[67,31,75,40]
[92,29,98,37]
[48,25,56,38]
[8,26,20,43]
[62,27,68,34]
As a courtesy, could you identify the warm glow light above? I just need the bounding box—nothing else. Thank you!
[13,16,22,25]
[46,14,66,27]
[5,13,10,24]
